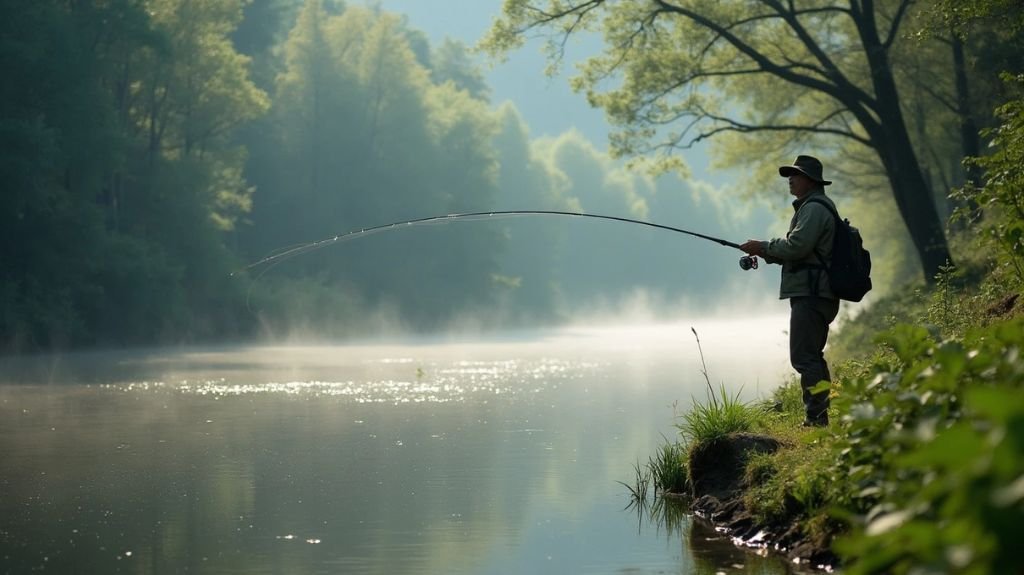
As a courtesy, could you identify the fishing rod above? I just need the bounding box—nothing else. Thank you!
[238,210,758,275]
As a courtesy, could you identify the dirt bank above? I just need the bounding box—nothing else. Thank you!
[687,432,838,571]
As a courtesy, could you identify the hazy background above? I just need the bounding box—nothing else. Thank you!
[1,0,786,351]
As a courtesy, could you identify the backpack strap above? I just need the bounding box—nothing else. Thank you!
[801,196,841,269]
[803,196,841,223]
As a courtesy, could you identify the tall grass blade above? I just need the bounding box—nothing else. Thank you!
[691,327,719,409]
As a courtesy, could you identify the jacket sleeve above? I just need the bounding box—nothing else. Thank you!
[758,242,782,265]
[765,203,831,262]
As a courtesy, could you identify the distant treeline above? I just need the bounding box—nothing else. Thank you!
[1,0,763,351]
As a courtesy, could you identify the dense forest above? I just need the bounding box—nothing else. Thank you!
[2,0,1020,352]
[1,0,765,351]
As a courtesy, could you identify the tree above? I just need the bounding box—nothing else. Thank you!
[484,0,955,282]
[491,104,573,320]
[430,38,492,101]
[956,75,1024,285]
[108,0,268,338]
[924,0,1024,186]
[244,3,508,331]
[0,0,271,349]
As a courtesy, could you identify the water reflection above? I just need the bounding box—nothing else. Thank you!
[626,497,807,575]
[0,320,796,574]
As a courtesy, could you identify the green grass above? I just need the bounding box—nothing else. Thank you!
[677,383,762,444]
[617,460,651,505]
[623,170,1024,571]
[619,439,688,506]
[742,441,834,526]
[647,438,688,495]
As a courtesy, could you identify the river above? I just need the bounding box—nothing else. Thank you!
[0,317,804,574]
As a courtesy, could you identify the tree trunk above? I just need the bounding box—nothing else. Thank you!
[952,35,982,186]
[854,2,953,282]
[874,122,953,281]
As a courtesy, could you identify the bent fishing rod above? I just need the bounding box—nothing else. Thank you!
[238,210,759,275]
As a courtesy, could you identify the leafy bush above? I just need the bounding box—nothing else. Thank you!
[830,317,1024,574]
[828,287,925,361]
[954,74,1024,288]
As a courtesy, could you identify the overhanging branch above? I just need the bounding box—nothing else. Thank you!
[762,0,875,106]
[883,0,914,49]
[651,0,875,111]
[522,0,604,26]
[517,1,606,63]
[685,107,872,148]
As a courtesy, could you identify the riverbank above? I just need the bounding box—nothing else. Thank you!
[687,432,837,571]
[632,265,1024,573]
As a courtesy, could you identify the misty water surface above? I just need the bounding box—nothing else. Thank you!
[0,318,805,574]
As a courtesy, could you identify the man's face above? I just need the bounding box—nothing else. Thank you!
[788,173,816,198]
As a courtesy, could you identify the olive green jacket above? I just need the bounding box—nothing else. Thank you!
[760,190,838,300]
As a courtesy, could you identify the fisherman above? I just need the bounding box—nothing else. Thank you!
[740,155,839,427]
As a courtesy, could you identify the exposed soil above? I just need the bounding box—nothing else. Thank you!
[985,292,1020,319]
[686,432,838,571]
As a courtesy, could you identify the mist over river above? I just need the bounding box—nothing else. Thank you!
[0,317,806,574]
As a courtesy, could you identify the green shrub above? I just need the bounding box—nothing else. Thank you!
[954,74,1024,288]
[831,317,1024,574]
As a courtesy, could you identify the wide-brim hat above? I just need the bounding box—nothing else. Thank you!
[779,155,832,185]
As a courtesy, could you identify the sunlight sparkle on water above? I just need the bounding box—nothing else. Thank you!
[104,357,596,404]
[0,319,799,575]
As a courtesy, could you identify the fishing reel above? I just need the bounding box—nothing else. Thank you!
[739,255,759,271]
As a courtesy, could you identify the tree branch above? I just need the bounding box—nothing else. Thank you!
[603,9,660,77]
[630,104,872,150]
[883,0,914,50]
[762,0,873,105]
[630,65,809,114]
[686,107,872,148]
[779,54,831,80]
[909,74,958,113]
[651,0,874,111]
[521,1,605,63]
[523,0,604,26]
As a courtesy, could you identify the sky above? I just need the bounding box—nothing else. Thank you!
[378,0,607,142]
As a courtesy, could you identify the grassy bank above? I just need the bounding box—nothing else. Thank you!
[629,271,1023,573]
[630,83,1024,574]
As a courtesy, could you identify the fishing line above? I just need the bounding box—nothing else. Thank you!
[237,210,743,276]
[235,210,750,314]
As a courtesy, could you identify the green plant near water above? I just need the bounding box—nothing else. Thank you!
[621,328,759,503]
[677,383,760,444]
[924,263,983,339]
[620,437,688,502]
[647,439,688,495]
[618,460,651,505]
[678,328,763,443]
[823,78,1024,574]
[679,384,761,444]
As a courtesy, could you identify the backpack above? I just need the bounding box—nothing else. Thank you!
[804,197,872,302]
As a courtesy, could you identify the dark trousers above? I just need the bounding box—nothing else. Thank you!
[790,296,840,422]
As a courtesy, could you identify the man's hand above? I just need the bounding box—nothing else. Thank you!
[740,240,766,257]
